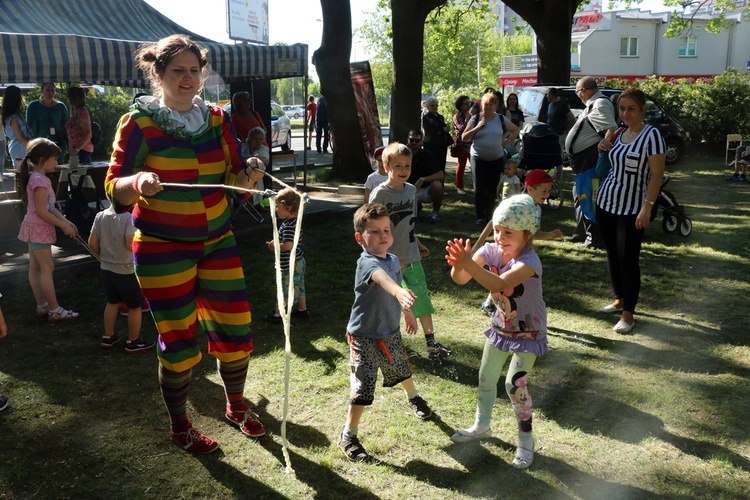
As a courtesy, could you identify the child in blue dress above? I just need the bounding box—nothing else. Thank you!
[445,194,549,469]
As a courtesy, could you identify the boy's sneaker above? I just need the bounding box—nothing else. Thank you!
[338,433,369,462]
[291,309,310,320]
[429,212,440,224]
[226,403,265,437]
[0,394,9,412]
[125,337,155,353]
[170,424,219,454]
[101,334,122,349]
[408,396,433,420]
[740,175,748,182]
[427,341,452,360]
[451,426,493,443]
[263,312,282,324]
[728,174,742,181]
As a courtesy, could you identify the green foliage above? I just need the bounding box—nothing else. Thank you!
[633,69,750,147]
[272,77,306,105]
[358,0,531,123]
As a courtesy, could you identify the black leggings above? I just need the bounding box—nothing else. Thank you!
[596,207,645,314]
[473,155,505,221]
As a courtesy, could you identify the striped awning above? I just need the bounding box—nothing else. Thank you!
[0,0,307,87]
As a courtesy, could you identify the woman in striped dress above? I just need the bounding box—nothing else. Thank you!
[105,35,266,454]
[596,88,665,334]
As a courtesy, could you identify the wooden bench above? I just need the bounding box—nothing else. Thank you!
[271,151,299,185]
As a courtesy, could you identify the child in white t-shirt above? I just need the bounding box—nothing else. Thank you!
[363,146,388,204]
[498,160,521,200]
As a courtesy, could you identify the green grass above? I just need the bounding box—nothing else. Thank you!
[1,154,749,498]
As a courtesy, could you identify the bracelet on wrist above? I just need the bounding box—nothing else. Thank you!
[644,199,654,206]
[131,172,146,194]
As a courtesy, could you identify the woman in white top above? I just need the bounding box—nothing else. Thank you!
[596,88,665,334]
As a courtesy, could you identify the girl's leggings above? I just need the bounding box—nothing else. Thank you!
[134,231,254,373]
[475,339,537,433]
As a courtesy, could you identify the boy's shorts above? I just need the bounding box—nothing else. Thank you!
[401,261,434,318]
[280,257,306,305]
[416,186,432,203]
[346,332,412,406]
[101,269,144,307]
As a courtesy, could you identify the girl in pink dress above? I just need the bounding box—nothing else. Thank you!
[17,138,80,322]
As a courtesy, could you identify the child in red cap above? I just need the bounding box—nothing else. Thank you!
[524,170,563,240]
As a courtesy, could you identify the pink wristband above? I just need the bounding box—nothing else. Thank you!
[131,172,145,194]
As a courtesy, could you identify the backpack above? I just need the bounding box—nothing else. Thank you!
[90,121,102,147]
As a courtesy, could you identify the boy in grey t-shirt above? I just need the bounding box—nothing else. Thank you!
[338,203,432,462]
[89,207,154,353]
[369,142,452,360]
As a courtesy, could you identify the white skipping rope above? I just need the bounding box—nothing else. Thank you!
[163,170,307,474]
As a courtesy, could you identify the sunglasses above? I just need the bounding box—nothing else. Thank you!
[408,138,422,143]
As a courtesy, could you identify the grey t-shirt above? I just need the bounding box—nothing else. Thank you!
[368,183,420,265]
[90,208,136,275]
[346,251,402,339]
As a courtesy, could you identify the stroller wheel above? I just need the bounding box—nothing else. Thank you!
[544,184,564,210]
[678,217,692,237]
[662,214,678,233]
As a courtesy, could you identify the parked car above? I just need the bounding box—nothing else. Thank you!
[516,86,690,164]
[221,100,292,151]
[282,105,304,119]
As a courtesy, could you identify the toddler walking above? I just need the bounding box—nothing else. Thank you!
[338,203,432,461]
[264,188,308,323]
[17,138,79,322]
[445,194,549,469]
[89,206,155,352]
[498,160,521,200]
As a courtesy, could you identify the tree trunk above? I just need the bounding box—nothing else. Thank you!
[314,0,370,181]
[390,0,446,144]
[504,0,583,85]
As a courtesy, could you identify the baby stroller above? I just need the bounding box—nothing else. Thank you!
[517,123,564,209]
[649,175,692,236]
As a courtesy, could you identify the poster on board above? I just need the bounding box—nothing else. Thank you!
[227,0,269,44]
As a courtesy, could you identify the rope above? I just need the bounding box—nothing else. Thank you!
[74,233,101,262]
[162,171,307,474]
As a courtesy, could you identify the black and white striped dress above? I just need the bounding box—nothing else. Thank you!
[597,124,665,215]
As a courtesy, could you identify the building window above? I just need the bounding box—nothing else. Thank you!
[679,36,697,57]
[620,37,638,57]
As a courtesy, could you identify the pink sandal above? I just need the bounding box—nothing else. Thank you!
[48,307,79,323]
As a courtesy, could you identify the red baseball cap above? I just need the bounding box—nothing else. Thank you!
[374,146,385,158]
[524,169,553,187]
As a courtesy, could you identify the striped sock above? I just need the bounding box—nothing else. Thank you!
[158,365,192,431]
[218,356,250,409]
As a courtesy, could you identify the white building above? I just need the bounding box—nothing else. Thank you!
[498,6,750,90]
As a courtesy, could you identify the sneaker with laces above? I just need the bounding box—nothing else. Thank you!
[408,396,432,420]
[451,426,493,443]
[101,334,122,349]
[170,424,219,454]
[728,174,742,181]
[226,403,265,437]
[427,341,452,360]
[338,433,369,461]
[291,308,310,320]
[429,212,440,224]
[125,337,155,353]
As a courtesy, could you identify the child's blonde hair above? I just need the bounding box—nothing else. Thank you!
[276,188,300,213]
[382,142,411,167]
[19,138,61,204]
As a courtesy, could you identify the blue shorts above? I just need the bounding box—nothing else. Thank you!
[29,242,51,251]
[281,257,306,305]
[401,261,434,318]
